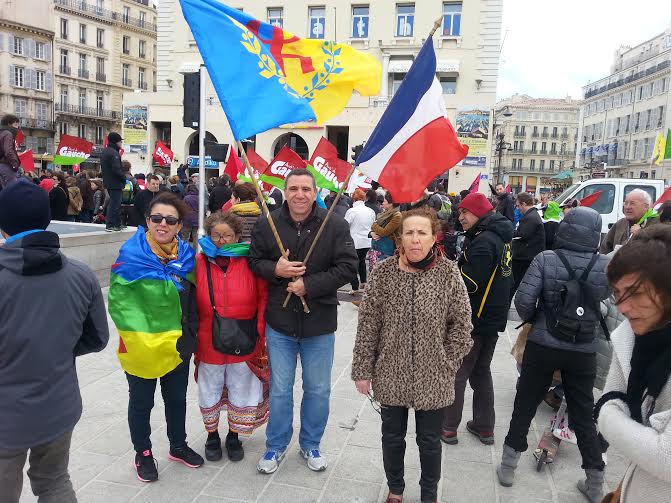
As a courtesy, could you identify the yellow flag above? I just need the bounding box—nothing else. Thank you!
[652,132,666,165]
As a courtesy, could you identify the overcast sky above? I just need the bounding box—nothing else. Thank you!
[498,1,671,101]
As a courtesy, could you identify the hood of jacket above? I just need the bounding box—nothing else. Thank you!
[496,192,511,204]
[0,125,18,138]
[469,211,514,242]
[554,206,602,252]
[0,231,63,276]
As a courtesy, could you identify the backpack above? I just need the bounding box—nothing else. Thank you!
[121,179,134,204]
[436,194,452,220]
[544,251,609,344]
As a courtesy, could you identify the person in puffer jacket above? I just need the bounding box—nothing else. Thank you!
[496,207,611,502]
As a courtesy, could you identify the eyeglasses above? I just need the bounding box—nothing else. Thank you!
[211,232,235,242]
[149,214,180,226]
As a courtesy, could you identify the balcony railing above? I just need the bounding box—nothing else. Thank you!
[541,132,549,138]
[560,133,569,139]
[55,102,118,120]
[96,72,106,82]
[584,60,671,99]
[531,132,539,138]
[18,117,55,131]
[513,132,526,138]
[97,42,104,48]
[122,78,132,87]
[78,68,89,79]
[139,81,148,90]
[551,133,559,139]
[539,149,548,155]
[54,0,156,31]
[59,65,71,75]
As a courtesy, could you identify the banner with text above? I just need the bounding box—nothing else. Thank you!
[455,107,489,168]
[54,134,93,165]
[122,105,148,154]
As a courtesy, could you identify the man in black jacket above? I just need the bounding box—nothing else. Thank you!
[207,175,232,213]
[494,183,514,222]
[511,192,545,298]
[442,192,514,445]
[249,169,357,475]
[100,132,125,231]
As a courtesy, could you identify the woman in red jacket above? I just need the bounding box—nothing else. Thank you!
[195,211,269,463]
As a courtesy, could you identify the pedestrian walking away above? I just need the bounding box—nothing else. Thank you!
[194,211,269,463]
[497,207,610,502]
[249,168,358,474]
[352,207,474,503]
[345,188,377,292]
[511,192,545,299]
[0,180,109,503]
[442,192,513,446]
[108,193,202,483]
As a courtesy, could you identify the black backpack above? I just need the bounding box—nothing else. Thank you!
[544,251,609,344]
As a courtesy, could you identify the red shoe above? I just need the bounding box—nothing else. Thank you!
[466,421,495,445]
[385,494,403,503]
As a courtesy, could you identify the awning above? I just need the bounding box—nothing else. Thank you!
[388,59,459,73]
[436,60,459,73]
[388,59,413,73]
[551,170,574,180]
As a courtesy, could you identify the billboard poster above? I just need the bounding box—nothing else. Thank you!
[122,105,148,154]
[455,107,489,168]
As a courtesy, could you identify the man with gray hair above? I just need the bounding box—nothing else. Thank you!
[600,188,658,254]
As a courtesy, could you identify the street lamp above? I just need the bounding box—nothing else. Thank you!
[492,105,513,185]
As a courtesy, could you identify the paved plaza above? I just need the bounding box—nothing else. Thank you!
[19,293,627,503]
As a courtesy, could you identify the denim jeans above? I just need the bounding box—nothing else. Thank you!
[265,325,334,452]
[125,362,189,453]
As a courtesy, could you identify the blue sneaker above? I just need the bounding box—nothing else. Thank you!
[300,448,328,471]
[257,449,285,474]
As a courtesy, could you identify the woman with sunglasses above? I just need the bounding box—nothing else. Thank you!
[194,211,269,462]
[352,207,473,503]
[108,192,202,484]
[594,225,671,503]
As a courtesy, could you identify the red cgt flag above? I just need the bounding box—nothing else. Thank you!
[223,145,244,181]
[152,141,174,167]
[246,147,269,173]
[580,190,603,208]
[468,172,481,193]
[15,129,25,150]
[261,146,307,188]
[309,137,351,186]
[18,149,35,172]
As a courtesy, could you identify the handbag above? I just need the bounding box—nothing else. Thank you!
[205,260,257,356]
[601,480,622,503]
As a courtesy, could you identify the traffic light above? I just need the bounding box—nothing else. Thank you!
[183,72,200,129]
[351,143,364,164]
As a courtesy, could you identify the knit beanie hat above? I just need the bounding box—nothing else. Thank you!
[0,179,51,236]
[460,192,494,219]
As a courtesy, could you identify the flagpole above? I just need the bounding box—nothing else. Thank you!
[197,65,207,242]
[237,140,310,313]
[282,16,444,308]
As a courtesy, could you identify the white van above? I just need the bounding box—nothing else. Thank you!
[554,178,665,234]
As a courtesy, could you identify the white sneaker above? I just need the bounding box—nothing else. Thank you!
[300,448,328,471]
[257,450,285,474]
[553,426,577,445]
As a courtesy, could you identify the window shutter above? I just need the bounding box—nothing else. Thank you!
[31,68,37,89]
[26,38,33,58]
[46,72,52,93]
[9,64,15,86]
[47,138,54,153]
[0,33,4,52]
[8,34,14,53]
[45,42,51,61]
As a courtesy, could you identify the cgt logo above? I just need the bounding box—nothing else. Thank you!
[270,161,295,177]
[312,156,337,183]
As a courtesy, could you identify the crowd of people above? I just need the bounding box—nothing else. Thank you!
[1,122,670,503]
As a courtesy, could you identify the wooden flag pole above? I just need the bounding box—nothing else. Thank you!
[236,141,310,313]
[282,163,357,308]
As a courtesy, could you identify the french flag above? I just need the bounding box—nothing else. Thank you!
[356,38,468,203]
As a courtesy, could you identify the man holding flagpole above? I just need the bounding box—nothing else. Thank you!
[249,169,357,474]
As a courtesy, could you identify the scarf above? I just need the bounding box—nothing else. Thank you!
[627,321,671,423]
[376,207,400,228]
[231,201,261,216]
[637,208,658,226]
[198,236,250,258]
[146,230,179,263]
[402,247,438,271]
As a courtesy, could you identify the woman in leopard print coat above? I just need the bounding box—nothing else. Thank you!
[352,208,473,503]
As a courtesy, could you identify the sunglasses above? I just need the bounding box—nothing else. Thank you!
[149,214,180,225]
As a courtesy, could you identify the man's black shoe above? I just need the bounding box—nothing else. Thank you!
[225,432,244,462]
[169,444,204,468]
[134,449,158,482]
[205,434,223,462]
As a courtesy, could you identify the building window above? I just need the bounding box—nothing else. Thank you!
[36,70,45,91]
[96,91,104,113]
[308,7,326,39]
[79,24,87,44]
[60,18,68,39]
[122,63,130,86]
[14,67,24,87]
[138,67,146,89]
[396,4,414,37]
[539,159,545,172]
[123,36,130,54]
[60,85,68,106]
[442,2,462,36]
[13,36,24,55]
[79,124,87,139]
[122,6,130,23]
[440,76,457,95]
[34,42,45,60]
[36,102,48,122]
[651,170,656,179]
[96,125,104,144]
[79,53,87,71]
[642,138,650,160]
[391,72,405,96]
[79,89,87,109]
[96,28,104,48]
[267,8,283,28]
[550,160,555,171]
[96,57,105,80]
[139,11,146,28]
[139,40,146,58]
[60,49,69,73]
[14,98,27,117]
[351,6,369,39]
[529,159,536,171]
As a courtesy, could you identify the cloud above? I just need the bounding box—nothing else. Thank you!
[498,1,671,100]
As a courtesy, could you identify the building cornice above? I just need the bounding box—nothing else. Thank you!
[0,20,54,38]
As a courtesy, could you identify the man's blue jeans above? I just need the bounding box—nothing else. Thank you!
[265,325,334,452]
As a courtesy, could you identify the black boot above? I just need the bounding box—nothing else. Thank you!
[205,431,222,462]
[225,431,244,462]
